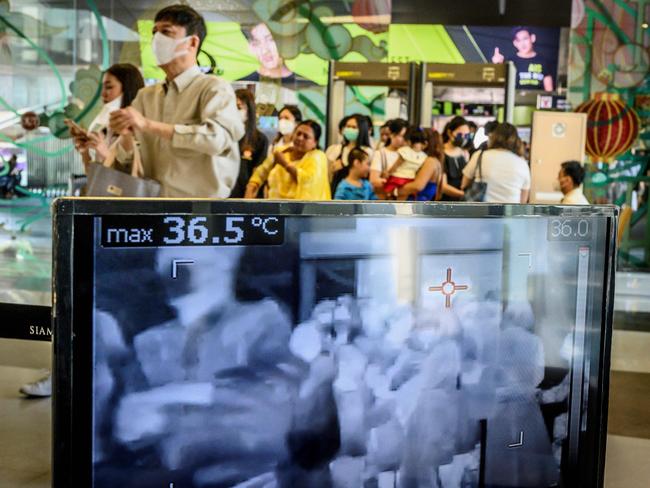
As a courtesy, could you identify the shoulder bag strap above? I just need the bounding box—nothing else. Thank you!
[474,150,485,181]
[130,140,144,178]
[101,138,120,169]
[336,144,345,164]
[102,136,144,178]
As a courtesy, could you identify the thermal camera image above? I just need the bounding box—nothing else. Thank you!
[90,215,602,488]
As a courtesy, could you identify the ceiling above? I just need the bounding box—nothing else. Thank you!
[35,0,573,28]
[392,0,572,27]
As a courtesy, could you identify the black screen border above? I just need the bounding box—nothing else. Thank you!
[52,198,618,488]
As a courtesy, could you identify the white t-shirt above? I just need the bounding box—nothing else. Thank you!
[392,146,427,179]
[463,149,531,203]
[561,188,589,205]
[371,147,400,174]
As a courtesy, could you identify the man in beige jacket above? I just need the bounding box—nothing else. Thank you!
[19,4,245,399]
[109,4,244,198]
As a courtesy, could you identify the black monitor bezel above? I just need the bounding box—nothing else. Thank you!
[52,198,618,488]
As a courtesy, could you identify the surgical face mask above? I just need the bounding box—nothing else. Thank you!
[104,95,123,111]
[463,133,475,149]
[239,109,248,123]
[152,32,190,66]
[343,127,359,142]
[453,133,469,147]
[278,119,295,136]
[90,95,123,132]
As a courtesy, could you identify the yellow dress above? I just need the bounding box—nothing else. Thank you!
[252,149,331,201]
[249,141,292,189]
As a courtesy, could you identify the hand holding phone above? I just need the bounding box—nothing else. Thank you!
[64,119,88,140]
[65,119,93,154]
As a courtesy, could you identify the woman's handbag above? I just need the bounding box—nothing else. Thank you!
[463,150,487,202]
[85,137,161,197]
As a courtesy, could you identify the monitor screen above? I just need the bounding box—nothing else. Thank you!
[52,200,616,488]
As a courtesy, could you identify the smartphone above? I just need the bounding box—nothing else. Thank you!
[65,119,89,140]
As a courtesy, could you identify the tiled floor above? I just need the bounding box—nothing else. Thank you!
[604,436,650,488]
[608,371,650,439]
[603,273,650,487]
[1,273,649,487]
[611,330,650,374]
[0,365,51,487]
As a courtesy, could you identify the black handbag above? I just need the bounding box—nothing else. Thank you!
[463,150,487,202]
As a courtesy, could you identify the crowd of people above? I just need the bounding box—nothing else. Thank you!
[59,3,589,209]
[20,1,591,416]
[231,108,574,204]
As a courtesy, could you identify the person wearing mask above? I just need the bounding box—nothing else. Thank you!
[558,160,589,204]
[244,105,302,198]
[20,64,146,398]
[369,118,408,199]
[333,147,377,200]
[461,122,530,204]
[245,120,330,200]
[327,115,350,155]
[398,128,444,201]
[326,114,373,191]
[229,89,269,198]
[466,120,478,154]
[109,4,244,198]
[66,63,144,167]
[271,105,302,154]
[441,116,471,201]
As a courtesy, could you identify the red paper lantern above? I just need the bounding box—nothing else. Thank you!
[575,92,640,163]
[351,0,391,34]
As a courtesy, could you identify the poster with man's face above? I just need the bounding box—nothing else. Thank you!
[467,26,560,92]
[239,22,296,83]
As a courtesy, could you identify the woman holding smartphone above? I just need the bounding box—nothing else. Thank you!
[67,63,144,168]
[20,65,144,398]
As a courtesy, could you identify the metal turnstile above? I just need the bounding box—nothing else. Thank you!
[326,61,420,146]
[419,62,516,132]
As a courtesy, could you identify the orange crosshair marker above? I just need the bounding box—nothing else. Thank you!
[429,267,469,308]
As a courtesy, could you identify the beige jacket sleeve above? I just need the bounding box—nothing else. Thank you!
[114,95,144,165]
[171,80,245,157]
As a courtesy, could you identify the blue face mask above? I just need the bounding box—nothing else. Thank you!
[343,127,359,142]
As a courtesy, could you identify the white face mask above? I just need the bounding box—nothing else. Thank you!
[152,32,190,66]
[90,95,123,131]
[239,109,248,123]
[278,119,295,136]
[104,95,123,112]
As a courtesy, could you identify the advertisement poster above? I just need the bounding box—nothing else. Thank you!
[466,26,560,92]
